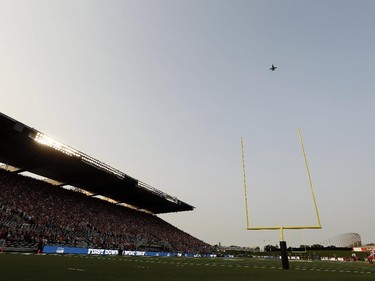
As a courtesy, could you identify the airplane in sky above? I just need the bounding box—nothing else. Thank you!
[269,64,277,71]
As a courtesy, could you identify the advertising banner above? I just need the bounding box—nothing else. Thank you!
[43,246,119,255]
[43,246,88,255]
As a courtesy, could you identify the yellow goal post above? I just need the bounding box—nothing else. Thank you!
[241,128,322,241]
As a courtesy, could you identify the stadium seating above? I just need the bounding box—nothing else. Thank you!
[0,169,212,254]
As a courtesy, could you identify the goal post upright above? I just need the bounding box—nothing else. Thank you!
[298,128,322,228]
[240,137,250,229]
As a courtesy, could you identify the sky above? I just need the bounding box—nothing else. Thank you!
[1,0,374,248]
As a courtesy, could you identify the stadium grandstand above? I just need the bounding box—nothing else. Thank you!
[320,233,362,248]
[0,112,212,254]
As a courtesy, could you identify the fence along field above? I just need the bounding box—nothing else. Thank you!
[1,253,374,281]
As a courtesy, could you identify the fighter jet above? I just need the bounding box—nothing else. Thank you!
[269,64,277,71]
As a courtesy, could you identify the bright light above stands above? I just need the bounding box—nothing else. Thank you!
[33,132,125,179]
[92,195,119,204]
[0,163,19,172]
[34,132,80,157]
[117,202,138,209]
[136,208,153,215]
[62,185,94,196]
[19,171,47,181]
[116,203,153,214]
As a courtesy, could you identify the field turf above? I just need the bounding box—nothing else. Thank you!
[1,253,374,281]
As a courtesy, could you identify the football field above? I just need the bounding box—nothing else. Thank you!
[1,253,374,281]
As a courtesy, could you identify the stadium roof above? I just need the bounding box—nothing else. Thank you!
[0,112,194,214]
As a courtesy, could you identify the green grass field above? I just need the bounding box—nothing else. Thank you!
[1,253,374,281]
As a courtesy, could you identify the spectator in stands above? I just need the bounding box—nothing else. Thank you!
[0,169,213,254]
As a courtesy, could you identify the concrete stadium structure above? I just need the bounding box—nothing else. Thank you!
[321,233,362,248]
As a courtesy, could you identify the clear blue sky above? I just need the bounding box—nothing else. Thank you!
[1,0,374,248]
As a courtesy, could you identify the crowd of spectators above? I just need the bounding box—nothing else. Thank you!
[0,169,212,254]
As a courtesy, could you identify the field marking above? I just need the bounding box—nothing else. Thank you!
[55,254,375,275]
[68,267,86,272]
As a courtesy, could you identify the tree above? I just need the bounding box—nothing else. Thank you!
[311,244,324,249]
[264,244,280,252]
